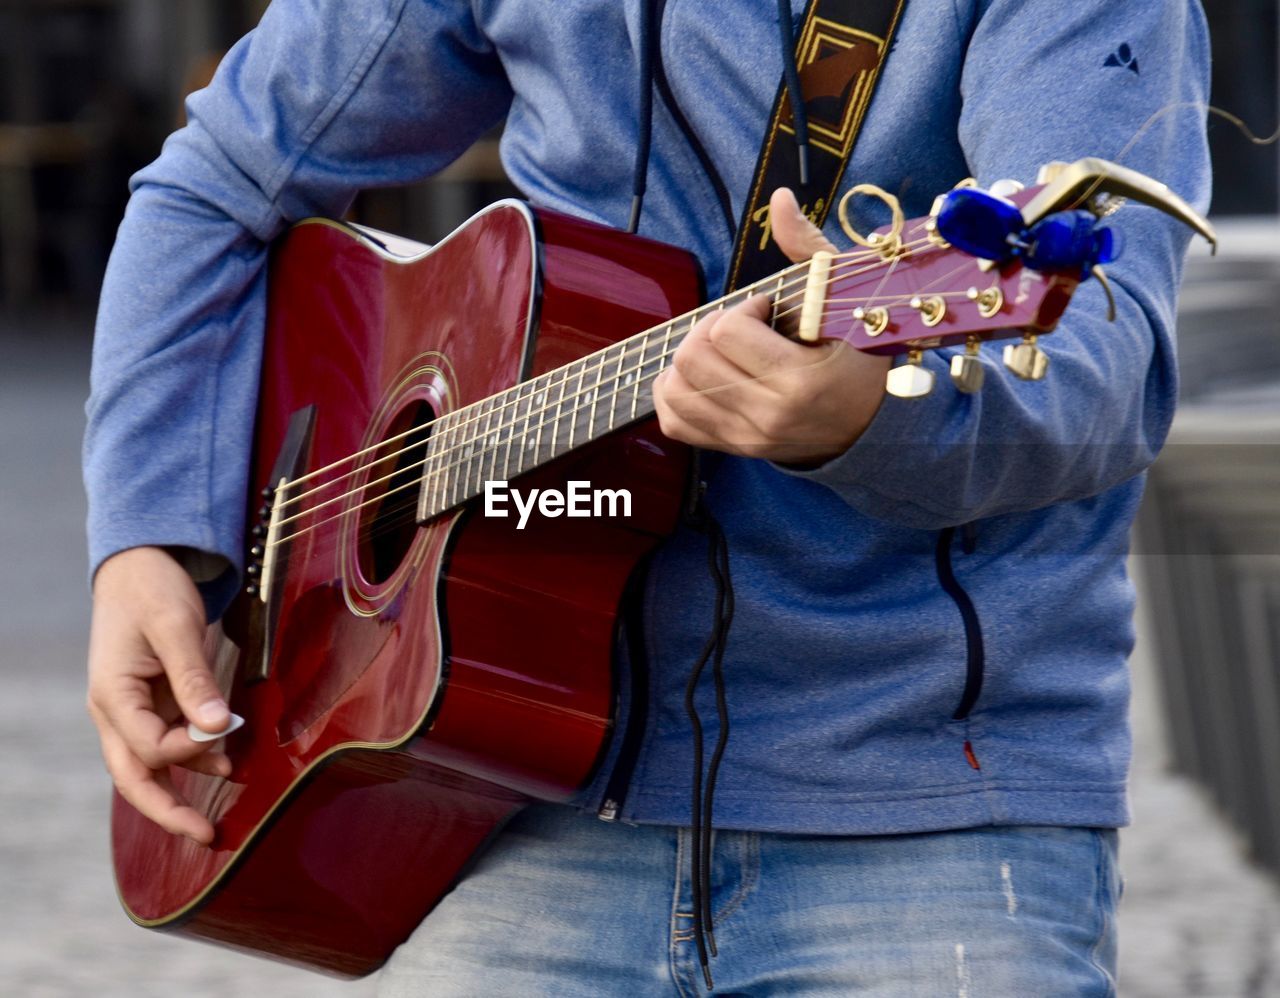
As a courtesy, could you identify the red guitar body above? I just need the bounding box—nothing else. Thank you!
[110,202,701,976]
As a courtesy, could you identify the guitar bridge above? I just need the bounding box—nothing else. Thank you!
[243,405,316,684]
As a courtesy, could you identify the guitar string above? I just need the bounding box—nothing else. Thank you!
[260,102,1260,515]
[773,255,990,324]
[266,239,955,541]
[269,336,792,543]
[278,121,1258,565]
[267,240,986,545]
[271,240,885,510]
[271,225,939,520]
[268,247,995,555]
[254,117,1251,572]
[274,280,967,554]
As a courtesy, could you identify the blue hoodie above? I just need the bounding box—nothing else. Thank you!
[84,0,1211,834]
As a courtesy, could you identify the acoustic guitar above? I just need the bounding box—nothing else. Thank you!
[110,159,1212,976]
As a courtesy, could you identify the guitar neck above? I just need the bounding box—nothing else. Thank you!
[416,262,811,521]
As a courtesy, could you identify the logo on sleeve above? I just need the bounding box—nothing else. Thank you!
[1104,43,1139,75]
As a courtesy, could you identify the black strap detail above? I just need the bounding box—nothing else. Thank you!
[724,0,907,292]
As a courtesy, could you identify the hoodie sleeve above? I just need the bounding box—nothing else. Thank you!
[83,0,512,617]
[779,0,1211,530]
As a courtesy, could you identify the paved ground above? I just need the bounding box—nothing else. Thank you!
[1,314,1277,996]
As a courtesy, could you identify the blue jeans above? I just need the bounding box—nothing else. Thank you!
[378,804,1119,996]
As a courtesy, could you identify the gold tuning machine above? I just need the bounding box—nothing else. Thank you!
[950,338,985,393]
[1003,335,1049,381]
[966,286,1003,319]
[853,305,890,337]
[910,295,946,327]
[886,348,936,399]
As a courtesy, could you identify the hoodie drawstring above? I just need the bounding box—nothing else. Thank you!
[625,4,809,986]
[776,0,811,187]
[628,0,659,233]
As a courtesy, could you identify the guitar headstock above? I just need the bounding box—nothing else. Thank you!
[797,159,1214,397]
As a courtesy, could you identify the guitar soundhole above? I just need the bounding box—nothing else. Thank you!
[357,400,433,585]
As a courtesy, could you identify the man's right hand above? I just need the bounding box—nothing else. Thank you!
[87,546,234,844]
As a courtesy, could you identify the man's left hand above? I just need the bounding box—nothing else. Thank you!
[653,187,891,467]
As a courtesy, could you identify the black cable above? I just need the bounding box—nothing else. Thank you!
[699,517,734,958]
[679,464,738,989]
[682,562,721,988]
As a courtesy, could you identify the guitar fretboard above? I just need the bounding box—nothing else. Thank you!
[416,264,810,521]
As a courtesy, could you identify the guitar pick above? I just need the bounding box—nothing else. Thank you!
[187,713,246,744]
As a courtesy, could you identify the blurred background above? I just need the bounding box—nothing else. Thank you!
[0,1,1277,995]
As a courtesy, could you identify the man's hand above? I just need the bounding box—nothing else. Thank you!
[87,546,233,844]
[654,187,891,467]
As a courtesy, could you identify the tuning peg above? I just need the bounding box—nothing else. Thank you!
[1003,335,1049,381]
[853,306,890,337]
[909,295,946,327]
[886,349,936,399]
[966,285,1003,319]
[950,338,986,393]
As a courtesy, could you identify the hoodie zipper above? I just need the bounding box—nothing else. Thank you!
[936,525,985,721]
[597,560,653,821]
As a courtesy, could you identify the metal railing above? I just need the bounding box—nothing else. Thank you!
[1134,220,1280,875]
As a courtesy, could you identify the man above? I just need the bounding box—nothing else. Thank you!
[85,1,1210,993]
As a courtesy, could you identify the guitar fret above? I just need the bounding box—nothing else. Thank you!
[524,381,540,470]
[468,403,485,501]
[610,345,624,431]
[520,382,536,473]
[631,333,647,421]
[440,419,453,516]
[522,382,537,473]
[472,403,488,498]
[465,403,482,500]
[443,416,458,513]
[561,364,575,454]
[587,352,605,441]
[576,358,593,450]
[484,398,501,489]
[503,385,522,481]
[460,404,481,504]
[423,417,442,520]
[568,357,583,452]
[547,369,564,458]
[445,418,460,512]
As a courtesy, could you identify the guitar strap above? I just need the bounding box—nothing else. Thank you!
[724,0,907,292]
